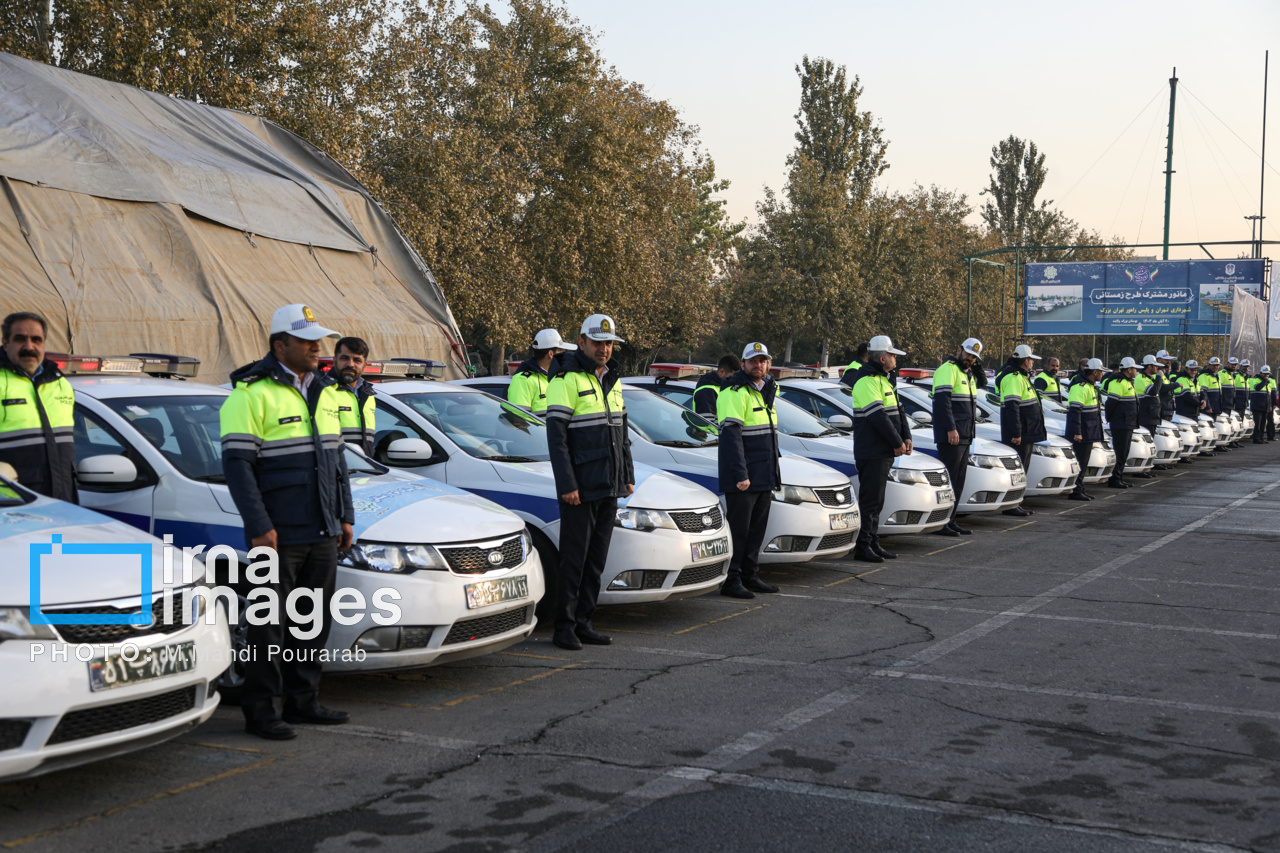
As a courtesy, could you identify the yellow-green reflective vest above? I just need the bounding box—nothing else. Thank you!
[336,383,377,454]
[0,361,76,501]
[545,361,631,501]
[509,369,551,414]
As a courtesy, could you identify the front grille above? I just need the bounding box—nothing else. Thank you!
[674,561,728,586]
[402,627,435,649]
[926,508,952,524]
[1087,467,1102,477]
[787,536,813,553]
[1004,488,1025,501]
[641,571,667,589]
[441,606,530,646]
[439,536,524,575]
[52,598,191,645]
[816,532,856,551]
[0,719,32,751]
[670,506,723,533]
[814,488,853,507]
[924,471,950,487]
[1000,457,1021,470]
[47,686,196,745]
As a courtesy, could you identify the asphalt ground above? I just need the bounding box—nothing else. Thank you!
[4,444,1280,852]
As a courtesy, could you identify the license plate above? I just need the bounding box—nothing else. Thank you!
[89,641,196,692]
[1070,463,1080,474]
[936,489,954,505]
[1010,472,1026,487]
[691,537,730,562]
[829,511,858,530]
[465,575,529,610]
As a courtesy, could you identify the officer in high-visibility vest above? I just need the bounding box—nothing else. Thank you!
[716,342,783,598]
[994,344,1047,517]
[1155,349,1176,422]
[1234,359,1251,429]
[1102,357,1140,487]
[221,304,354,740]
[1250,365,1274,444]
[840,342,869,385]
[1065,358,1106,501]
[851,335,912,563]
[1134,355,1167,472]
[509,329,577,415]
[930,337,985,537]
[693,354,740,418]
[545,314,634,651]
[1174,360,1211,459]
[1199,357,1223,421]
[1221,358,1242,447]
[1033,357,1063,403]
[333,336,377,455]
[0,312,76,502]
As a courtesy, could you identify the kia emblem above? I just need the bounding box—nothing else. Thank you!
[702,514,713,527]
[487,550,504,566]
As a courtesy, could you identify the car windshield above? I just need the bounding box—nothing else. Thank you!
[1042,397,1069,415]
[773,396,841,437]
[394,392,550,461]
[621,388,718,447]
[0,479,33,507]
[103,396,227,481]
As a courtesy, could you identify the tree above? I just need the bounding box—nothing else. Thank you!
[980,135,1065,251]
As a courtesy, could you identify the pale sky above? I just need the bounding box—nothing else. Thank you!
[566,0,1277,255]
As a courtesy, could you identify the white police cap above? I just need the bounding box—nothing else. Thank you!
[532,329,577,351]
[1119,357,1138,369]
[741,342,771,362]
[269,304,339,341]
[869,335,905,356]
[581,314,625,342]
[961,338,983,356]
[1012,344,1040,361]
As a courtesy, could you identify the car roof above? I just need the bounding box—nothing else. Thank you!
[376,380,484,396]
[68,376,230,399]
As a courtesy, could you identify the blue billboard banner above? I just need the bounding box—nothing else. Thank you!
[1024,259,1267,335]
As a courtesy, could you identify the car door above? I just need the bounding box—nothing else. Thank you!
[72,404,159,533]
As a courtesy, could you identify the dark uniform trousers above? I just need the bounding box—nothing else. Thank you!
[1269,412,1277,441]
[1071,441,1094,491]
[937,443,969,522]
[855,456,894,550]
[242,538,338,725]
[1110,430,1133,483]
[1254,412,1268,443]
[556,497,617,633]
[724,490,772,584]
[1011,441,1033,484]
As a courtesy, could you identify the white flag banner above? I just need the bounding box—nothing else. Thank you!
[1229,285,1267,368]
[1270,264,1280,339]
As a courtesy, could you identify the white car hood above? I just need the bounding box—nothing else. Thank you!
[629,468,721,511]
[357,486,522,545]
[780,454,848,488]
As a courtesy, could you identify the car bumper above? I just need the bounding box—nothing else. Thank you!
[0,609,230,782]
[598,524,733,603]
[879,481,955,536]
[1026,453,1079,495]
[955,465,1025,513]
[759,498,861,562]
[1082,447,1116,484]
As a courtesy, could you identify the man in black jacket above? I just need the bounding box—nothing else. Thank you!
[1134,355,1165,474]
[693,354,740,418]
[716,343,782,598]
[930,337,985,537]
[994,345,1048,517]
[544,314,634,651]
[850,335,912,563]
[1102,357,1140,488]
[0,312,77,502]
[1064,358,1105,501]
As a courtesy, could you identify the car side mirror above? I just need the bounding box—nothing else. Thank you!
[385,438,433,464]
[826,414,853,430]
[913,412,933,426]
[77,455,138,485]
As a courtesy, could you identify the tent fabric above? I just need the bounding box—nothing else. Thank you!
[0,52,468,381]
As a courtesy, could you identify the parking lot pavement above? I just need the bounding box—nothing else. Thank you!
[5,448,1280,852]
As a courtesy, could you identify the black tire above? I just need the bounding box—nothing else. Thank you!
[528,526,559,623]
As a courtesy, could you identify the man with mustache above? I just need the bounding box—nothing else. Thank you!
[0,312,77,502]
[333,337,377,455]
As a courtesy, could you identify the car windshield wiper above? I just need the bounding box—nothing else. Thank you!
[789,432,820,438]
[654,439,715,448]
[193,474,226,483]
[818,428,843,437]
[486,455,537,463]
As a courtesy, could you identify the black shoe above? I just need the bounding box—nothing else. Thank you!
[245,718,298,740]
[1153,464,1172,470]
[1199,452,1215,457]
[871,541,897,559]
[1068,490,1090,501]
[1180,457,1194,463]
[552,629,583,650]
[1106,478,1125,488]
[283,704,350,726]
[935,525,961,537]
[1217,446,1231,453]
[575,626,612,645]
[742,577,780,594]
[948,520,973,535]
[853,547,883,563]
[1132,472,1155,479]
[1002,506,1033,517]
[720,580,756,599]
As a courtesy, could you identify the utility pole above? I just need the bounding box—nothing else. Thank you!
[1162,68,1178,261]
[1259,51,1269,260]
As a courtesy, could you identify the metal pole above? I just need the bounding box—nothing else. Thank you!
[1259,50,1269,260]
[967,259,973,339]
[1163,68,1178,261]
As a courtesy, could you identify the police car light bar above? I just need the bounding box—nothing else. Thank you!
[48,353,146,375]
[129,353,200,378]
[506,361,523,376]
[898,368,934,380]
[648,364,699,379]
[385,358,446,380]
[769,366,820,380]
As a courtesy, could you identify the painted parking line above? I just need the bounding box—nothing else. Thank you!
[823,566,886,587]
[671,604,767,635]
[434,662,582,710]
[1002,521,1036,532]
[924,542,969,557]
[311,724,478,751]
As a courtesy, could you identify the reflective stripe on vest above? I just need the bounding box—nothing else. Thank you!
[1036,371,1060,396]
[509,370,550,414]
[0,370,74,451]
[851,372,900,419]
[717,384,777,432]
[997,371,1038,407]
[545,371,625,427]
[221,378,343,456]
[931,361,974,400]
[1103,376,1137,402]
[1067,380,1100,411]
[337,388,376,442]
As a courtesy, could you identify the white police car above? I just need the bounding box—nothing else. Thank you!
[1033,394,1159,475]
[0,474,230,781]
[366,375,732,603]
[60,355,544,674]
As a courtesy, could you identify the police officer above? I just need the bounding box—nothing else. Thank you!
[333,337,377,455]
[1033,357,1063,403]
[220,304,354,740]
[1234,360,1251,440]
[850,335,911,563]
[1199,357,1223,424]
[545,314,634,651]
[0,312,76,502]
[994,344,1047,516]
[930,337,986,536]
[841,342,870,383]
[1065,358,1105,501]
[1221,358,1242,447]
[1174,360,1212,459]
[1134,355,1166,472]
[1250,365,1274,444]
[694,354,741,418]
[1102,357,1140,487]
[716,343,782,597]
[1155,350,1176,423]
[509,329,577,415]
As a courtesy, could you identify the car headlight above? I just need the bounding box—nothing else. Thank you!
[615,507,677,530]
[1032,444,1065,458]
[886,467,930,485]
[342,541,449,573]
[772,484,820,504]
[0,607,59,641]
[969,454,1006,469]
